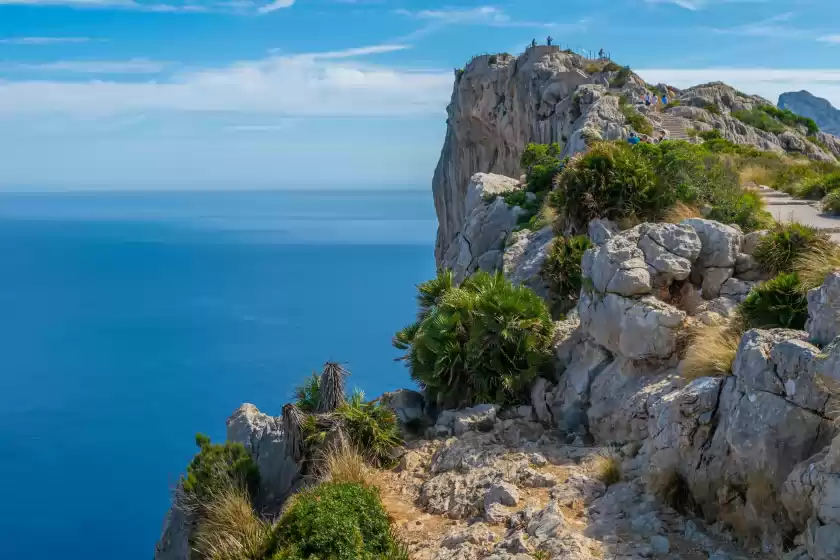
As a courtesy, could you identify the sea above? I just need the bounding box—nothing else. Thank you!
[0,189,437,559]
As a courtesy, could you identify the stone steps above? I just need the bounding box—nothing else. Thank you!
[755,185,840,241]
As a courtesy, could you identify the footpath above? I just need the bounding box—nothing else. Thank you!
[756,184,840,242]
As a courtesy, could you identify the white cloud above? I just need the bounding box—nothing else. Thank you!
[707,12,811,38]
[12,59,168,73]
[636,68,840,107]
[0,45,452,118]
[396,6,555,28]
[0,0,293,13]
[644,0,767,10]
[819,35,840,44]
[0,37,97,45]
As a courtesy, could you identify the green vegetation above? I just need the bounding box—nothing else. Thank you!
[334,390,402,467]
[732,105,820,136]
[807,135,829,152]
[754,222,830,274]
[619,96,653,135]
[823,190,840,215]
[548,140,772,232]
[393,270,554,408]
[609,65,632,87]
[602,61,622,73]
[797,171,840,200]
[184,434,260,503]
[739,273,809,330]
[293,373,321,413]
[680,322,743,379]
[541,235,592,314]
[664,100,681,110]
[704,103,721,115]
[270,483,405,560]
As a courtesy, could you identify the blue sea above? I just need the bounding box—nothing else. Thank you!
[0,190,437,560]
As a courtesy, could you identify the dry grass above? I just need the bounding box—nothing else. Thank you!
[795,241,840,290]
[679,321,744,380]
[586,450,622,486]
[193,482,272,560]
[661,201,701,224]
[321,442,374,487]
[739,164,774,187]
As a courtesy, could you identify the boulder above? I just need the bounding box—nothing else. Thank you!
[381,389,430,427]
[153,485,192,560]
[719,277,754,302]
[503,226,554,300]
[435,404,500,437]
[484,482,520,508]
[579,292,685,360]
[741,230,768,255]
[734,252,763,281]
[683,218,741,268]
[550,342,612,434]
[588,218,618,246]
[700,266,734,299]
[806,271,840,346]
[227,404,302,507]
[581,233,652,297]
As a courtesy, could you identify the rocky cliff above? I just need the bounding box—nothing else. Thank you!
[433,49,839,271]
[779,90,840,136]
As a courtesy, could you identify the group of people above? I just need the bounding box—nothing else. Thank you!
[642,92,669,109]
[530,37,555,48]
[627,130,669,145]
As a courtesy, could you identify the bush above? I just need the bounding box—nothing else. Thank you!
[823,190,840,215]
[294,373,321,413]
[732,108,786,134]
[760,105,819,135]
[706,190,774,233]
[541,235,592,313]
[754,222,830,274]
[602,61,622,73]
[739,273,808,330]
[183,434,260,503]
[609,65,632,87]
[619,103,654,136]
[699,129,723,141]
[704,103,721,115]
[393,270,554,408]
[797,171,840,200]
[271,483,399,560]
[589,452,622,486]
[664,100,681,110]
[335,390,402,467]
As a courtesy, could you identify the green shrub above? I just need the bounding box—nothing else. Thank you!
[609,65,632,87]
[739,273,808,330]
[699,129,723,141]
[822,190,840,215]
[393,270,554,408]
[620,103,654,135]
[796,171,840,200]
[754,222,830,274]
[664,100,681,110]
[335,390,402,467]
[271,483,399,560]
[183,434,260,503]
[541,235,592,314]
[704,103,721,115]
[732,108,786,134]
[602,61,622,73]
[294,373,321,413]
[760,105,819,135]
[706,190,774,233]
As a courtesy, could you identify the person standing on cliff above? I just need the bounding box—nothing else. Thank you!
[546,36,553,46]
[599,48,605,58]
[531,38,537,48]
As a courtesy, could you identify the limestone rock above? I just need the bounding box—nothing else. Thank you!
[227,404,301,507]
[579,292,685,360]
[484,482,520,508]
[718,276,753,302]
[683,218,741,268]
[741,230,768,254]
[806,271,840,346]
[503,226,554,299]
[153,485,192,560]
[588,218,618,246]
[735,252,763,281]
[441,523,495,549]
[582,233,652,296]
[435,404,500,438]
[441,173,524,282]
[700,266,734,299]
[550,342,612,434]
[381,389,429,427]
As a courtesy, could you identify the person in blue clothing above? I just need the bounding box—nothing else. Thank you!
[662,93,668,106]
[627,132,641,145]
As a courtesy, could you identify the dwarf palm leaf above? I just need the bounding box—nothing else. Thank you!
[317,361,349,413]
[739,272,808,329]
[282,403,305,462]
[293,373,321,413]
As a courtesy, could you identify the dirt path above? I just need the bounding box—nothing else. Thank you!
[756,184,840,242]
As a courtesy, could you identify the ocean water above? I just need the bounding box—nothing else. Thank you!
[0,190,437,560]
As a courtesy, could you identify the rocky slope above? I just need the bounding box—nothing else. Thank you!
[433,48,839,270]
[779,91,840,136]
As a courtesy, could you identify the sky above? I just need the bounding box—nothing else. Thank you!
[0,0,838,189]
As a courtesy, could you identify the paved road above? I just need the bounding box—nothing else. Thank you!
[757,185,840,242]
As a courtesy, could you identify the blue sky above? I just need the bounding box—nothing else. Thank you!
[0,0,838,189]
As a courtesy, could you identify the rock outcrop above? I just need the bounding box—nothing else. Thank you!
[779,90,840,136]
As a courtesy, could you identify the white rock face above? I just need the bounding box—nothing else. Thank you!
[806,271,840,346]
[227,404,302,507]
[502,226,554,299]
[440,173,523,282]
[683,218,742,268]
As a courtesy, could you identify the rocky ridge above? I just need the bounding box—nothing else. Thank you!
[779,91,840,137]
